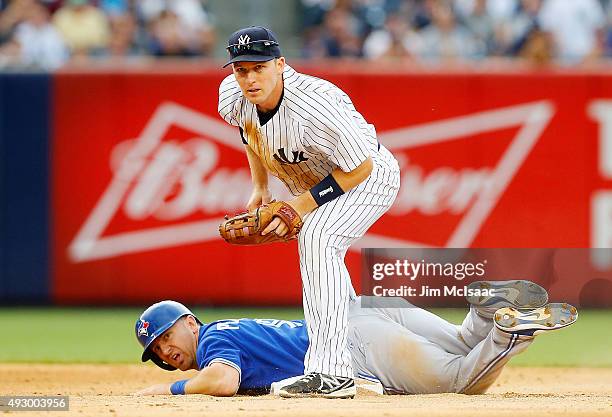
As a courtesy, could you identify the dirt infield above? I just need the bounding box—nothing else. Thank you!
[2,364,611,417]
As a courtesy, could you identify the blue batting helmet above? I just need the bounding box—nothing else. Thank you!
[135,300,202,371]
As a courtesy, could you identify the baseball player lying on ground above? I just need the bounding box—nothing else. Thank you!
[134,280,577,397]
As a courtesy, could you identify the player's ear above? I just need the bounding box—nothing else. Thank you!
[276,57,285,74]
[184,315,198,332]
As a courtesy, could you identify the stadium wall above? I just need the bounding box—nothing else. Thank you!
[0,74,51,303]
[1,66,611,305]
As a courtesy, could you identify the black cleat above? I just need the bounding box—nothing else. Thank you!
[278,373,356,399]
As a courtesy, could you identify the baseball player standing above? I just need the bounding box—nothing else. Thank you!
[218,26,400,398]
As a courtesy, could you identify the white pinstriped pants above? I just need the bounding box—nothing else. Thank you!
[298,146,400,378]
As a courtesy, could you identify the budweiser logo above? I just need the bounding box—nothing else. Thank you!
[68,103,289,262]
[111,138,292,221]
[389,155,493,216]
[69,100,554,262]
[112,138,250,219]
[354,100,555,249]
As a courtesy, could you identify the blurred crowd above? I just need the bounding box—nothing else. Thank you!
[1,0,612,70]
[302,0,612,66]
[0,0,216,69]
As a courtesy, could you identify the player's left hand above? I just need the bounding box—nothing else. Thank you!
[262,200,302,237]
[133,383,172,396]
[219,200,303,245]
[262,216,289,237]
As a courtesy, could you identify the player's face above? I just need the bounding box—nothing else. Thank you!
[232,58,285,108]
[150,316,199,371]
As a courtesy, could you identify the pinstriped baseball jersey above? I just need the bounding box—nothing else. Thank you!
[218,65,378,196]
[218,62,401,380]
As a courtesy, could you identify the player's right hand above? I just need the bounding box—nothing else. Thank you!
[132,383,172,396]
[246,187,272,212]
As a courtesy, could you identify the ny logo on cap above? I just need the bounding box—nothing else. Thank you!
[238,34,251,45]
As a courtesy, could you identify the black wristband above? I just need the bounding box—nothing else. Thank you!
[309,174,345,207]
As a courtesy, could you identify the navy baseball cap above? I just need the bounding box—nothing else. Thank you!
[223,26,282,68]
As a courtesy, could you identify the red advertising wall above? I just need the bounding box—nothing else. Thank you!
[51,66,612,305]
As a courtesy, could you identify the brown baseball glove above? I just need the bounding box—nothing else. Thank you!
[219,201,303,245]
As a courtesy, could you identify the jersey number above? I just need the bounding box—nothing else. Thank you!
[215,319,303,330]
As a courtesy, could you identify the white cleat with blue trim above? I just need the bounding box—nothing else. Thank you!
[494,303,578,337]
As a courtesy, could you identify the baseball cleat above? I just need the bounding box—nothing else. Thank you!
[278,373,356,399]
[494,303,578,336]
[466,280,549,310]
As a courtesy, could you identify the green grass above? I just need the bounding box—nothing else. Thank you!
[0,307,610,367]
[0,307,303,364]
